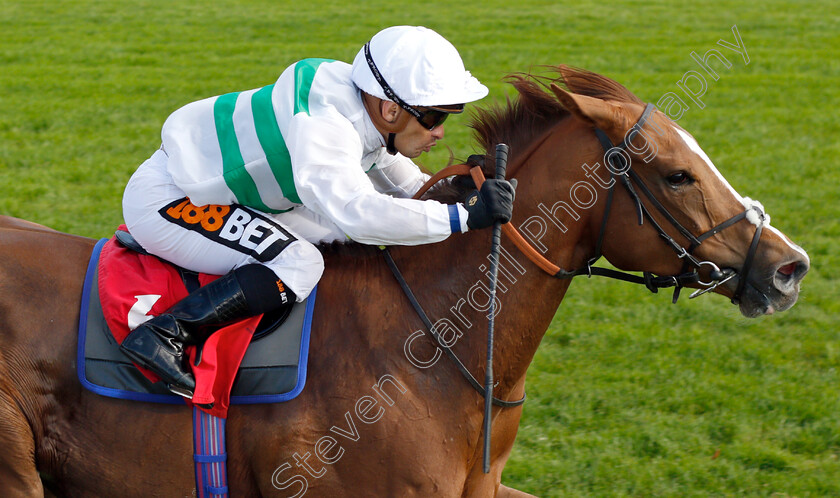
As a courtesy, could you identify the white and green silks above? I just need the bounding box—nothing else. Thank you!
[161,59,468,245]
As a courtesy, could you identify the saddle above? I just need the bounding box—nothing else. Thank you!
[77,230,315,418]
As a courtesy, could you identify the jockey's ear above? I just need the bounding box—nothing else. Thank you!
[380,100,401,123]
[550,83,627,136]
[361,92,411,134]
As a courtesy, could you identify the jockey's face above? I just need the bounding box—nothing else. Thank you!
[363,94,447,158]
[393,113,445,158]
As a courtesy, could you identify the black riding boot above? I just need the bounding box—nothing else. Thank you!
[119,272,250,399]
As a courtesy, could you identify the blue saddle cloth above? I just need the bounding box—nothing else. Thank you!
[77,238,315,405]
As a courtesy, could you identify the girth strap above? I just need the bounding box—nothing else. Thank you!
[193,407,229,498]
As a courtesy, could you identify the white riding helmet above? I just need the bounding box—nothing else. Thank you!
[351,26,489,107]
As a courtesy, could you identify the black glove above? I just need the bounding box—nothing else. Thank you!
[464,179,515,230]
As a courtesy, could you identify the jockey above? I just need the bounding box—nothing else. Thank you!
[119,25,514,398]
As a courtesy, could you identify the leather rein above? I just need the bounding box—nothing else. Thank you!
[387,102,766,408]
[414,103,766,303]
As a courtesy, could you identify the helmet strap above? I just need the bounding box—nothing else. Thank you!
[386,133,397,155]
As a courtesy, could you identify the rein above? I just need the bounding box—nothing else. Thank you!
[414,103,766,303]
[388,101,767,412]
[381,248,525,408]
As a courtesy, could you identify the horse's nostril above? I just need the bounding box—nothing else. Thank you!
[777,262,797,277]
[776,260,809,284]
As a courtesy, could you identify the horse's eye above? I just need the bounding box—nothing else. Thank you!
[666,171,691,186]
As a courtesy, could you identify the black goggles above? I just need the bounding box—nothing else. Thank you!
[413,105,464,130]
[363,42,464,130]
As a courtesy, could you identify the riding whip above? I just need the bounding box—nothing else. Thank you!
[483,143,509,473]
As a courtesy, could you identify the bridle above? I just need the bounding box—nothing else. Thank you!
[395,101,769,408]
[416,102,768,305]
[587,103,767,304]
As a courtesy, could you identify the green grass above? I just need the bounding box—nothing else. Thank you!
[1,0,838,495]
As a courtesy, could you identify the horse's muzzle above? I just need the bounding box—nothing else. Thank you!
[737,256,810,318]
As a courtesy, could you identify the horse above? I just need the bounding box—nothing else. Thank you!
[0,65,809,497]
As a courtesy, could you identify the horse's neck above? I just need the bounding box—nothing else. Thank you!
[405,119,606,387]
[384,238,562,398]
[390,120,607,394]
[389,219,585,393]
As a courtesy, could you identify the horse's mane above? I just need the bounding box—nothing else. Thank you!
[323,66,642,257]
[424,65,643,204]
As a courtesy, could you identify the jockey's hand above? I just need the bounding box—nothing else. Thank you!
[464,179,515,230]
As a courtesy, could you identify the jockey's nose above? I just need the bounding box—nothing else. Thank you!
[431,125,445,139]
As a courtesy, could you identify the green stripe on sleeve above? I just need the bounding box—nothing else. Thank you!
[294,58,334,115]
[251,84,302,204]
[213,92,275,212]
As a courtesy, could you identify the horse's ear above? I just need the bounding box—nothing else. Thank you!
[550,83,620,131]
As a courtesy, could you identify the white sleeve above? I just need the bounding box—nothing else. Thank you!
[365,151,431,199]
[287,113,465,245]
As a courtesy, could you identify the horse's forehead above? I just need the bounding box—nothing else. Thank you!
[671,126,747,204]
[671,124,809,261]
[672,126,780,229]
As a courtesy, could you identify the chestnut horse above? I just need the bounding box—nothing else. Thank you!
[0,66,808,497]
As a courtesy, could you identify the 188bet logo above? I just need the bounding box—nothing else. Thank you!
[159,198,295,261]
[165,199,230,231]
